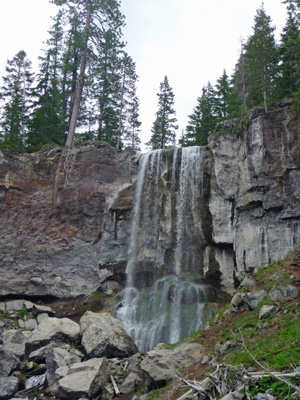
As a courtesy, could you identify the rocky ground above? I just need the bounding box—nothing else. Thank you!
[1,244,300,400]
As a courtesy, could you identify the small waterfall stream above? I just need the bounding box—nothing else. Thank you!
[116,147,207,352]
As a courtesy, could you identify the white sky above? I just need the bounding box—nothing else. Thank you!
[0,0,287,148]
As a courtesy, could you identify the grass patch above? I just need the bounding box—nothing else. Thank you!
[248,376,298,399]
[91,291,107,297]
[222,308,300,371]
[255,261,292,291]
[16,308,29,319]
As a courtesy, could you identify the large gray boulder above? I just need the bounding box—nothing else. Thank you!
[0,376,19,400]
[283,285,299,299]
[57,358,108,399]
[1,329,31,359]
[244,290,267,309]
[120,372,142,394]
[259,305,279,319]
[0,346,22,377]
[25,317,80,357]
[46,346,83,387]
[141,342,204,387]
[80,311,138,359]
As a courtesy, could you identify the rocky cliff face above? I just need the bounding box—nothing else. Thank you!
[0,144,135,299]
[207,106,300,292]
[1,106,300,299]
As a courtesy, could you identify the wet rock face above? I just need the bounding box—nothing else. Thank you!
[1,107,300,300]
[0,144,135,299]
[208,107,300,289]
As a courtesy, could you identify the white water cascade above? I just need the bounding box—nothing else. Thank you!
[116,147,208,352]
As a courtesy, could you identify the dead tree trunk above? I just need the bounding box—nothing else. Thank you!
[65,0,92,147]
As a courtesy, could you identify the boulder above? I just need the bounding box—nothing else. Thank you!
[283,285,299,299]
[0,376,19,400]
[215,340,233,354]
[23,319,38,331]
[240,278,255,288]
[127,353,143,374]
[31,304,55,317]
[57,358,108,399]
[80,311,138,359]
[37,313,50,324]
[259,305,280,319]
[230,293,245,309]
[5,300,26,312]
[46,346,83,387]
[120,372,142,394]
[29,342,83,364]
[25,317,80,357]
[0,346,22,377]
[244,290,267,309]
[269,288,282,301]
[1,330,31,359]
[141,342,204,387]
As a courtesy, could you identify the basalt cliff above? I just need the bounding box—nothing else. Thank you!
[1,106,300,301]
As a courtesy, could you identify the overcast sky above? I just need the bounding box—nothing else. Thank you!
[0,0,288,148]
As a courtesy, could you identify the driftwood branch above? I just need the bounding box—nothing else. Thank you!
[238,328,300,395]
[110,375,120,396]
[248,372,300,378]
[176,388,194,400]
[176,375,213,399]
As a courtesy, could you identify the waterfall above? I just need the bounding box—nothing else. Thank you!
[116,147,207,352]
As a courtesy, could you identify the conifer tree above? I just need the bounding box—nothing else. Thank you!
[50,0,125,147]
[243,4,279,111]
[231,44,248,116]
[181,97,202,147]
[148,76,178,149]
[182,82,217,147]
[215,69,231,120]
[278,1,300,97]
[95,29,124,146]
[0,51,34,149]
[27,11,66,151]
[119,54,142,150]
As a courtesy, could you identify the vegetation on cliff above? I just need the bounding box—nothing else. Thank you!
[181,1,300,147]
[148,243,300,400]
[1,2,300,151]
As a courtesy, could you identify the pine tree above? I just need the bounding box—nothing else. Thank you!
[50,0,126,147]
[243,4,279,111]
[0,51,34,150]
[231,43,248,116]
[119,54,142,151]
[215,69,231,120]
[181,97,202,147]
[27,11,66,151]
[182,82,217,147]
[278,1,300,97]
[95,29,124,146]
[148,76,178,149]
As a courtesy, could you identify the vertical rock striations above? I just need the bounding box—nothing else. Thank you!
[208,107,300,286]
[0,106,300,306]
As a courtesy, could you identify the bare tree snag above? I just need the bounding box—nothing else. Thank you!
[65,0,92,147]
